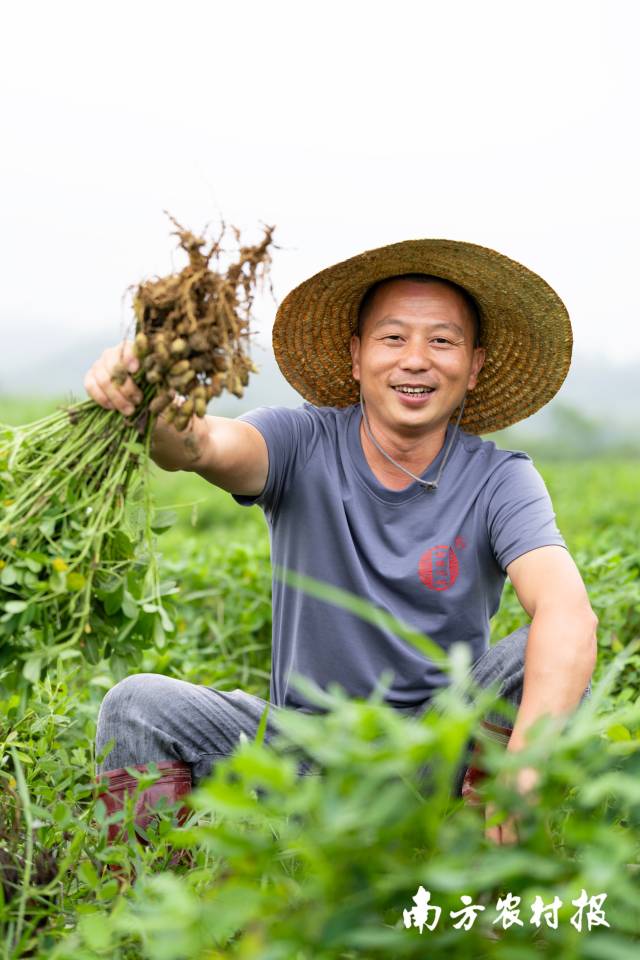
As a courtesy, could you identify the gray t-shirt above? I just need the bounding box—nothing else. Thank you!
[232,402,565,713]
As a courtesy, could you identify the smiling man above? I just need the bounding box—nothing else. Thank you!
[90,239,597,850]
[350,274,485,481]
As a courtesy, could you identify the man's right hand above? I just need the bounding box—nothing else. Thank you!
[83,341,143,417]
[83,340,268,493]
[83,339,195,471]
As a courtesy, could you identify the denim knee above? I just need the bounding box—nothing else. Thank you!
[96,673,178,772]
[96,673,176,750]
[98,673,161,722]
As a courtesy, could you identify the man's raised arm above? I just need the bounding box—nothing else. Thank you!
[83,340,268,497]
[182,415,268,497]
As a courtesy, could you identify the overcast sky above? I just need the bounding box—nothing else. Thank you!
[2,0,639,373]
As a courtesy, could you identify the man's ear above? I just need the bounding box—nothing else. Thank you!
[350,334,361,382]
[467,346,486,391]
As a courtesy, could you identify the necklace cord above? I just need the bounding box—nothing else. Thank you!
[358,389,465,492]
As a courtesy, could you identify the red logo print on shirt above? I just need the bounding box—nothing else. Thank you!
[418,544,460,592]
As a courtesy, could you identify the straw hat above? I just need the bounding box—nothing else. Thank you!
[272,239,572,435]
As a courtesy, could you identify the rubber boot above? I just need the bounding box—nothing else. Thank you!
[95,760,193,885]
[461,719,512,807]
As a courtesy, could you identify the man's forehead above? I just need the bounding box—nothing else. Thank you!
[364,280,475,333]
[372,276,467,305]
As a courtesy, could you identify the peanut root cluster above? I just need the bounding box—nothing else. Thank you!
[114,215,275,431]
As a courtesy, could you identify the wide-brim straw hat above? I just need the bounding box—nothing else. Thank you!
[272,239,572,435]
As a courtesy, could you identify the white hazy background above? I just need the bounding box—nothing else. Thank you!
[1,0,639,416]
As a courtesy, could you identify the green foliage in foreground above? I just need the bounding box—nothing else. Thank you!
[0,394,638,960]
[4,650,640,959]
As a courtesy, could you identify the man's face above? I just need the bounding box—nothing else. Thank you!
[350,279,485,437]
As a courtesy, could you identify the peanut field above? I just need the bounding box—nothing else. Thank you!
[1,397,639,959]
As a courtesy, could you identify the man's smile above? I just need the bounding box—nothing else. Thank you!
[391,384,436,393]
[391,384,437,405]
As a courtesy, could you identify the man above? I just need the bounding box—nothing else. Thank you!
[88,238,597,849]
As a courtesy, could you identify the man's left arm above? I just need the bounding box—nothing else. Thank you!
[505,544,598,760]
[484,546,596,844]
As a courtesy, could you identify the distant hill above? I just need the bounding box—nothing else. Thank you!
[511,355,639,433]
[0,329,305,415]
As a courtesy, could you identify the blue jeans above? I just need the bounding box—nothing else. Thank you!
[95,625,591,796]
